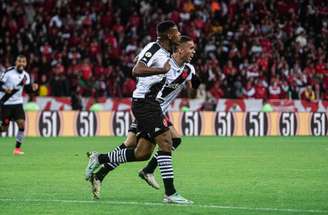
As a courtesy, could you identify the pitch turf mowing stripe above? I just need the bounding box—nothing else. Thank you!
[0,198,327,214]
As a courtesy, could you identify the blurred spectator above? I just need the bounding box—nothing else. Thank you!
[254,79,267,99]
[243,80,256,99]
[122,78,136,97]
[268,79,281,99]
[38,74,49,96]
[301,85,316,102]
[208,81,224,99]
[0,0,327,100]
[71,87,83,110]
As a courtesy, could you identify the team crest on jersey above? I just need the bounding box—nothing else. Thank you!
[22,75,27,85]
[18,75,27,86]
[181,71,189,79]
[145,52,152,58]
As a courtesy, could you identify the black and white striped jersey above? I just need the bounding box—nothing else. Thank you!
[157,59,195,113]
[132,42,171,99]
[0,67,31,105]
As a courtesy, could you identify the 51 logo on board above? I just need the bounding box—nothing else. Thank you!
[76,111,98,136]
[279,112,298,136]
[245,112,269,136]
[38,111,61,137]
[112,111,133,136]
[181,112,202,136]
[215,112,235,136]
[310,112,328,136]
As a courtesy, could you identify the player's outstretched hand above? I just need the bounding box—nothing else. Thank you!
[162,60,171,73]
[32,83,39,91]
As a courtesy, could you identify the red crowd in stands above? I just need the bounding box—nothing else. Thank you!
[0,0,328,101]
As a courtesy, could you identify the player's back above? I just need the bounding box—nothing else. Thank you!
[132,42,171,100]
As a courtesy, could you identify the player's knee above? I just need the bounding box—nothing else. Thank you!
[156,136,172,152]
[134,150,151,161]
[124,134,137,147]
[140,153,152,160]
[16,120,25,129]
[158,140,172,152]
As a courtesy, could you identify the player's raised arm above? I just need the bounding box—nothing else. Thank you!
[132,59,170,77]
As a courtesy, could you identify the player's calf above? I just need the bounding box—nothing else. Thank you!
[13,127,25,155]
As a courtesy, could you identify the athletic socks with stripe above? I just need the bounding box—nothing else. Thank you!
[157,151,176,196]
[143,138,181,174]
[95,143,126,181]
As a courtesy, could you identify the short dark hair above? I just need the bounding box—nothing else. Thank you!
[16,54,27,60]
[156,20,176,35]
[179,35,193,44]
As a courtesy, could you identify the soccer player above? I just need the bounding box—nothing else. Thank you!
[0,55,38,155]
[138,35,200,188]
[85,21,193,204]
[87,36,199,202]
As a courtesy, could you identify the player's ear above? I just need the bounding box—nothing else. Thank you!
[167,32,173,40]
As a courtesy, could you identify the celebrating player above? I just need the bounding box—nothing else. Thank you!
[85,21,195,204]
[87,35,199,203]
[0,55,38,155]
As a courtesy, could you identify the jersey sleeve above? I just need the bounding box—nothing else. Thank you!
[0,72,10,90]
[0,71,8,83]
[25,72,31,85]
[137,43,162,67]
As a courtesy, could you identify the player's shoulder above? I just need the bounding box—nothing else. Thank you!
[139,41,167,64]
[142,42,162,56]
[185,63,196,73]
[5,66,15,73]
[1,67,15,78]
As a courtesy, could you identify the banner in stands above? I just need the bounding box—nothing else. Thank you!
[1,112,327,137]
[25,97,328,112]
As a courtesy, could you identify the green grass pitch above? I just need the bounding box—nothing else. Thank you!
[0,136,327,215]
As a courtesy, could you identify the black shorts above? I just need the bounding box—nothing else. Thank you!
[128,120,138,134]
[131,98,169,139]
[128,112,173,135]
[0,104,25,127]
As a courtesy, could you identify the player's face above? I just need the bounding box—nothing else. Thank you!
[15,57,27,71]
[168,26,181,45]
[180,41,196,63]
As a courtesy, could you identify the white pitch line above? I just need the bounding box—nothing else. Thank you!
[0,198,327,214]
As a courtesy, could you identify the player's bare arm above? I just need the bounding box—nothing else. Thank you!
[132,60,171,77]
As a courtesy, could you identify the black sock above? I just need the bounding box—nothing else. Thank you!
[171,138,181,150]
[157,151,176,196]
[95,163,114,181]
[95,143,126,181]
[143,155,158,174]
[15,141,22,149]
[143,138,182,174]
[15,128,24,149]
[98,148,136,164]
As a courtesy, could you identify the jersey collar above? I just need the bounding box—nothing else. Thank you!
[171,57,186,71]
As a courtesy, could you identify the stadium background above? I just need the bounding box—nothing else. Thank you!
[1,1,328,215]
[1,0,327,137]
[1,0,328,101]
